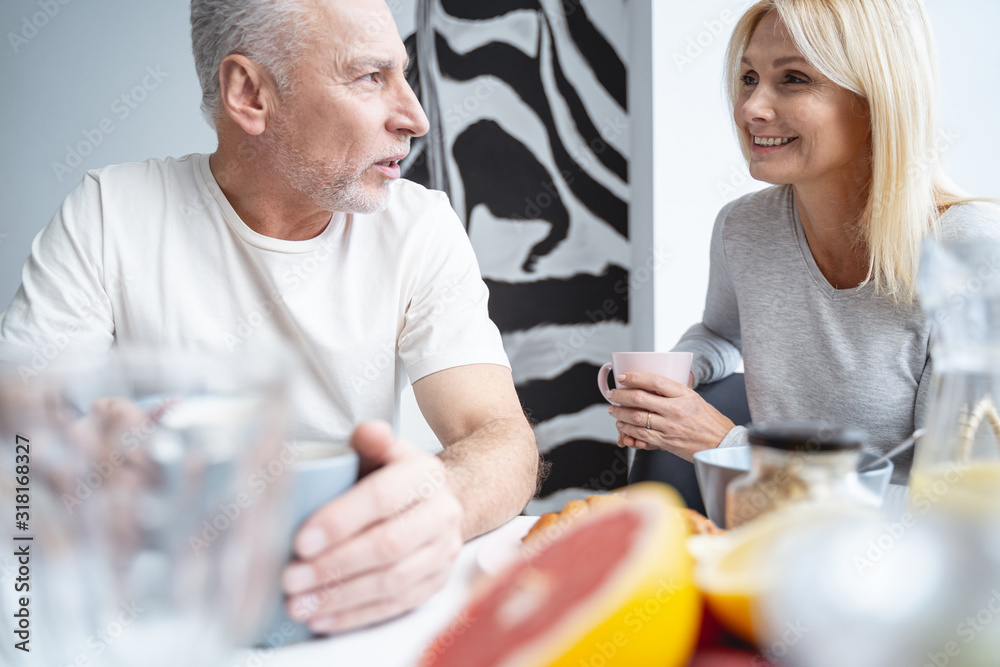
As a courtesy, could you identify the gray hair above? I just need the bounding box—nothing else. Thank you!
[190,0,318,128]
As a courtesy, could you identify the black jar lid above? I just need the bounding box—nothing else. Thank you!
[748,421,866,452]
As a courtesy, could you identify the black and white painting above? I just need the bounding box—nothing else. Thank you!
[394,0,630,512]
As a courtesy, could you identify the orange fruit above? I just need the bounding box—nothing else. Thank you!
[689,503,866,646]
[688,524,773,645]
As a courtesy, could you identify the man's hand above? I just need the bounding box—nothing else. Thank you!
[281,421,464,634]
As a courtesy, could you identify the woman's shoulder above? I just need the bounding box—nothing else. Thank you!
[938,200,1000,243]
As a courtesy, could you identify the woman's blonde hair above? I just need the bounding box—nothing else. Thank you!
[724,0,968,302]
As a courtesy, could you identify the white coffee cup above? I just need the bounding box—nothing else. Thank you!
[597,352,693,406]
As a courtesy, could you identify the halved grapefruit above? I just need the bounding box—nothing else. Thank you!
[420,483,701,667]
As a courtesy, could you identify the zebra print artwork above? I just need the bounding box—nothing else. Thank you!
[392,0,631,513]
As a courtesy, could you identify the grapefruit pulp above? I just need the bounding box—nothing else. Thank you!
[420,483,701,667]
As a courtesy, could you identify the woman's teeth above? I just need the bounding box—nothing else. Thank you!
[754,136,795,146]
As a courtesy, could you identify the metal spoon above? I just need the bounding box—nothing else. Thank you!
[858,428,926,473]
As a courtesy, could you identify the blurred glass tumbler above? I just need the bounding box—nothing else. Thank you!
[597,352,693,406]
[0,348,291,666]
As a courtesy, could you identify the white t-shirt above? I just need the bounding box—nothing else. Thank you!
[0,153,509,441]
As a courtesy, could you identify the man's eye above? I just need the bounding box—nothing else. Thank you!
[360,72,380,83]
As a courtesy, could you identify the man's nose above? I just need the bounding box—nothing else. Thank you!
[389,79,430,138]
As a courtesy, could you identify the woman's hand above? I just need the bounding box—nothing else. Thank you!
[608,372,735,462]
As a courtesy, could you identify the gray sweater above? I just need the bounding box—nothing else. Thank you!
[674,185,1000,484]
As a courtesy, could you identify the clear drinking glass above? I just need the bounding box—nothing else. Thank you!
[0,347,291,666]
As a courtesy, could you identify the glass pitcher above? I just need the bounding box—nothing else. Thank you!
[912,237,1000,513]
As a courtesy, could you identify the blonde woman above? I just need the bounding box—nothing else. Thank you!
[609,0,999,485]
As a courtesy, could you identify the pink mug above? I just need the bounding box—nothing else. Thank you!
[597,352,693,406]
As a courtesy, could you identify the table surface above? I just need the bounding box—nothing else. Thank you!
[247,487,914,667]
[258,516,537,667]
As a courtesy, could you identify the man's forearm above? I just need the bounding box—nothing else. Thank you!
[437,416,538,541]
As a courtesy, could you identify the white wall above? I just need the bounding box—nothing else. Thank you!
[646,0,758,354]
[0,0,216,305]
[649,0,1000,352]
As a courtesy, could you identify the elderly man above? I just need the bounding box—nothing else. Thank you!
[0,0,537,634]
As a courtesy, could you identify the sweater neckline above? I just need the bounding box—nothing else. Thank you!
[787,188,968,301]
[787,188,875,300]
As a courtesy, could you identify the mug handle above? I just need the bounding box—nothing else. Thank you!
[597,363,620,406]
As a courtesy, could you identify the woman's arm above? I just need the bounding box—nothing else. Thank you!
[609,203,746,457]
[672,202,743,388]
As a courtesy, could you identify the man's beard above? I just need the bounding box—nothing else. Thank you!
[267,117,405,215]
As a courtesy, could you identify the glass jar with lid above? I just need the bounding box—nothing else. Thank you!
[725,421,881,529]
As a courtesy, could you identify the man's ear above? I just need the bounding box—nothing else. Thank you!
[217,54,279,136]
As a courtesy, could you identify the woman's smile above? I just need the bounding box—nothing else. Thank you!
[749,134,798,154]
